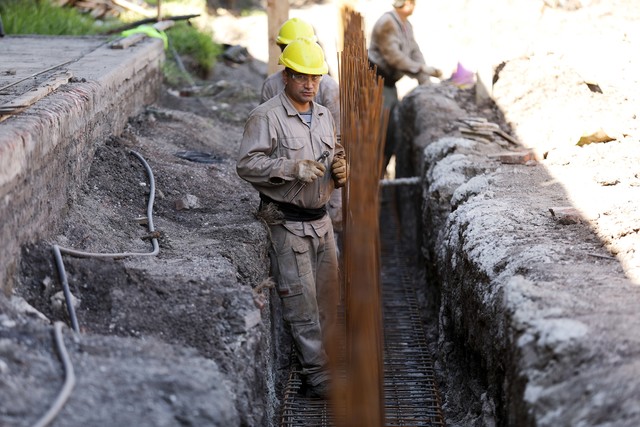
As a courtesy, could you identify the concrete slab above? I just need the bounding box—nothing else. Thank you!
[0,35,164,291]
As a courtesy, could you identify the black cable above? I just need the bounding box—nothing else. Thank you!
[31,322,76,427]
[52,150,159,334]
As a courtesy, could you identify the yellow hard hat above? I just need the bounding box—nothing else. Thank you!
[276,18,317,46]
[279,38,329,75]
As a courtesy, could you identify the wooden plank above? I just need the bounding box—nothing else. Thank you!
[112,0,153,16]
[110,33,146,49]
[0,71,73,122]
[495,129,519,145]
[153,20,175,31]
[458,127,493,139]
[0,60,75,93]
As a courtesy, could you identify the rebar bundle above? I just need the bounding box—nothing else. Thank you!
[334,7,389,427]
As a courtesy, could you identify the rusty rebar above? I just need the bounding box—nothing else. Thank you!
[334,7,389,427]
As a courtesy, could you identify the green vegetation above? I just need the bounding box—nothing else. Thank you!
[0,0,222,86]
[168,21,221,76]
[162,22,222,87]
[0,0,112,35]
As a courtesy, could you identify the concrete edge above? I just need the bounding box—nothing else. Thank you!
[0,37,165,292]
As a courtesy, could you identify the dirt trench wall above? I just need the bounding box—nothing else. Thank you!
[397,81,640,427]
[0,37,164,294]
[396,84,508,425]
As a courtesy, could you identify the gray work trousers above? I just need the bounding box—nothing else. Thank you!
[382,84,399,173]
[269,223,339,387]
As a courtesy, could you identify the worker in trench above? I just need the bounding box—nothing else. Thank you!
[236,38,347,399]
[368,0,442,176]
[261,17,344,254]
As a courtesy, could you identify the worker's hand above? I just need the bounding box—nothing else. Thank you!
[331,157,348,188]
[294,159,326,183]
[421,64,443,78]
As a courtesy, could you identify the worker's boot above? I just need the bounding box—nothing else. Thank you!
[306,379,330,399]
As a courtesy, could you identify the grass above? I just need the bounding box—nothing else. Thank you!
[0,0,223,86]
[168,21,222,76]
[0,0,113,35]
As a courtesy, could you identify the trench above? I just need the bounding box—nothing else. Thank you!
[278,185,445,426]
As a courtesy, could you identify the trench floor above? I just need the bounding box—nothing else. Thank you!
[279,187,445,426]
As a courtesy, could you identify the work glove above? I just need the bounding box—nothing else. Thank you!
[294,159,326,183]
[331,157,348,188]
[420,64,443,78]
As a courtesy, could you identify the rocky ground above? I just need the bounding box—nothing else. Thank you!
[4,55,274,426]
[2,0,639,426]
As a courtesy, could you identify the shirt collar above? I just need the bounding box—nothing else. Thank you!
[279,92,318,117]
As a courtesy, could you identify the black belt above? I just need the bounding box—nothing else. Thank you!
[260,194,326,222]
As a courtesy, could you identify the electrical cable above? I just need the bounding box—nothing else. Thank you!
[31,322,76,427]
[52,245,80,334]
[52,150,159,333]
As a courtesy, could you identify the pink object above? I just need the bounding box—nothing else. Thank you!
[450,62,475,88]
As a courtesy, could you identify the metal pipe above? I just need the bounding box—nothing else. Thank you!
[380,177,421,186]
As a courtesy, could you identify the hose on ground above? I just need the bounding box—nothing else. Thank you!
[52,150,159,334]
[31,322,76,427]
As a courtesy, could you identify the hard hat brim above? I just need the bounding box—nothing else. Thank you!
[280,57,329,75]
[276,35,318,46]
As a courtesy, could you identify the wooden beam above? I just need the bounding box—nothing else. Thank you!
[0,71,73,122]
[109,33,146,49]
[266,0,288,75]
[112,0,153,17]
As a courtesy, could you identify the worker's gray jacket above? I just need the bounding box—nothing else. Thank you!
[368,10,426,85]
[261,71,341,138]
[236,92,344,212]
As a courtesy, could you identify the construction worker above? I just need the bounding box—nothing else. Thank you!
[237,38,347,399]
[261,17,344,250]
[368,0,442,174]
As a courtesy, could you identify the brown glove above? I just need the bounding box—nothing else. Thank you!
[421,64,443,78]
[331,157,348,188]
[294,159,326,183]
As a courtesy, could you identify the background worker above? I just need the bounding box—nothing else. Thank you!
[261,17,340,133]
[261,17,344,251]
[237,38,347,399]
[368,0,442,174]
